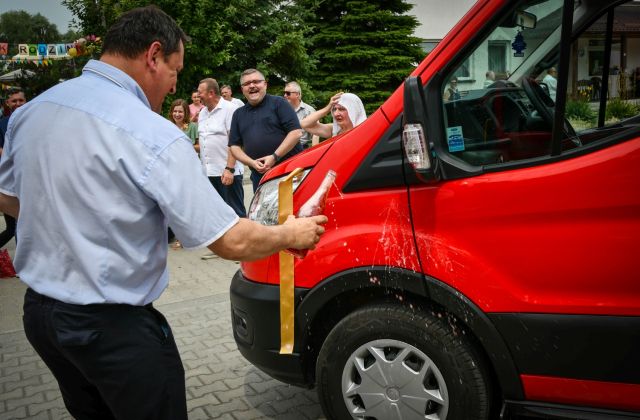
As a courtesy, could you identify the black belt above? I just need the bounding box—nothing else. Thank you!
[25,287,153,309]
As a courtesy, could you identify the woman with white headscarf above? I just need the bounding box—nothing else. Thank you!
[301,92,367,145]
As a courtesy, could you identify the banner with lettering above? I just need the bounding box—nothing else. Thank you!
[17,43,70,58]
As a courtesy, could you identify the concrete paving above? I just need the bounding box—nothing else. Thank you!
[0,175,326,419]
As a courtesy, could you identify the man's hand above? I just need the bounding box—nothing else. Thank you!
[256,154,277,172]
[252,159,267,173]
[221,170,234,185]
[283,214,327,250]
[208,215,327,261]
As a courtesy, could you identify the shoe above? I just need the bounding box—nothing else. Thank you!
[201,251,218,260]
[170,240,182,250]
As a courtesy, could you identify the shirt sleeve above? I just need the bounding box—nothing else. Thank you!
[186,123,198,144]
[141,138,238,249]
[224,107,234,134]
[229,110,242,147]
[0,119,16,196]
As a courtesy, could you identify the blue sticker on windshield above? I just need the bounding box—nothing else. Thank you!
[446,126,464,152]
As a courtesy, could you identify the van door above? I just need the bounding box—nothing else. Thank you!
[409,0,640,411]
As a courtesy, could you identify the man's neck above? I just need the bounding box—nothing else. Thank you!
[206,97,220,111]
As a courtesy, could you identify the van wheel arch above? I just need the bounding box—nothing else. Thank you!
[296,267,524,401]
[316,302,492,419]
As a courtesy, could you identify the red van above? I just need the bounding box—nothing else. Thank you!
[230,0,640,418]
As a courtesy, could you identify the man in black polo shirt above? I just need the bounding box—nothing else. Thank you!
[229,69,302,191]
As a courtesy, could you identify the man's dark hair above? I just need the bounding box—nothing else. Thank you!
[240,69,265,84]
[102,5,188,59]
[6,87,24,96]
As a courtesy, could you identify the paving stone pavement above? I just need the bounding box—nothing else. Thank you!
[0,209,326,419]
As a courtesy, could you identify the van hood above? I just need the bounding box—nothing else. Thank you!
[261,137,337,183]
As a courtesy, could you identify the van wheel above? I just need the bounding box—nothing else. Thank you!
[316,303,491,420]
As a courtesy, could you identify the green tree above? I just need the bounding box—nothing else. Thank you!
[61,0,120,36]
[62,29,83,42]
[0,11,62,55]
[61,0,313,110]
[300,0,423,114]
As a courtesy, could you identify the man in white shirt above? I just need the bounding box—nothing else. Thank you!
[483,70,495,88]
[198,78,246,260]
[221,84,244,108]
[197,78,245,218]
[542,67,557,101]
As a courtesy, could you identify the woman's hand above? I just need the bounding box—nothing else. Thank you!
[326,92,344,110]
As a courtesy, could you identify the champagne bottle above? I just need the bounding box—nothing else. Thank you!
[286,170,336,259]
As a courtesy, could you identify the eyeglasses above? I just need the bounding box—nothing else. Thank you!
[283,91,299,96]
[241,79,265,87]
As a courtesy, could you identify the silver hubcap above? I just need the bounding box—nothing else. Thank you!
[341,339,449,420]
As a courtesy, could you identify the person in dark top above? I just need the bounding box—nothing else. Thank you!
[0,88,26,250]
[229,69,302,191]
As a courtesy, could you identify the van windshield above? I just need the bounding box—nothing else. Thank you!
[450,0,563,90]
[440,0,640,167]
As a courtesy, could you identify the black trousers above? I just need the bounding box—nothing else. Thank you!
[23,288,187,420]
[0,213,16,248]
[209,175,246,217]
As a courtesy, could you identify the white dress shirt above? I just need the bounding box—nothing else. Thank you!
[229,98,244,108]
[198,99,243,177]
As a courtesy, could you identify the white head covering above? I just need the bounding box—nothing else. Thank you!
[332,93,367,136]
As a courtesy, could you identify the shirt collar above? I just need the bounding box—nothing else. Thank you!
[248,93,270,109]
[82,59,151,109]
[295,101,309,112]
[202,97,229,116]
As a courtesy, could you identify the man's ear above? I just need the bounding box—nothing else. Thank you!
[145,41,163,71]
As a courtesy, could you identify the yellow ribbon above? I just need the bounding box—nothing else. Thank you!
[278,168,304,354]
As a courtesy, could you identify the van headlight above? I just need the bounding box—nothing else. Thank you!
[248,169,310,225]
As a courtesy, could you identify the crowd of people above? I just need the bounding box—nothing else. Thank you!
[161,64,368,256]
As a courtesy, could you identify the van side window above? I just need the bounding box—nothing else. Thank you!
[564,3,640,146]
[440,0,640,167]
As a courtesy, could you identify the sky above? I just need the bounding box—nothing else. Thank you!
[0,0,75,33]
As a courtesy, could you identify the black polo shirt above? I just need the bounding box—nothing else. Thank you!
[229,94,302,163]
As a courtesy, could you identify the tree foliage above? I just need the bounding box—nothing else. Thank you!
[61,0,121,36]
[299,0,423,114]
[5,1,424,116]
[0,11,62,55]
[61,0,313,109]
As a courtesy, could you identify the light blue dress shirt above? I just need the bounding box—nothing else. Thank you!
[0,60,239,305]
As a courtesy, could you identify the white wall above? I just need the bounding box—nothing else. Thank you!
[627,38,640,73]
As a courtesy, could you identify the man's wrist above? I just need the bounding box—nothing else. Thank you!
[224,166,235,174]
[272,152,280,162]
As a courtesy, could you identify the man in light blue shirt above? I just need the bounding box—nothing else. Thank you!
[0,6,326,420]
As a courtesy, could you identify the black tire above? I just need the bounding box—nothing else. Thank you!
[316,303,491,420]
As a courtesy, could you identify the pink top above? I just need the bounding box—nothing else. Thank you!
[189,103,203,122]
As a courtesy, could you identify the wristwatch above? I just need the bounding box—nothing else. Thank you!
[224,166,235,174]
[272,152,280,162]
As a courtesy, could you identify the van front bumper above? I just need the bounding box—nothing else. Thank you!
[229,269,312,387]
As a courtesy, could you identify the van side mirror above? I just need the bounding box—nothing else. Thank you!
[402,76,440,183]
